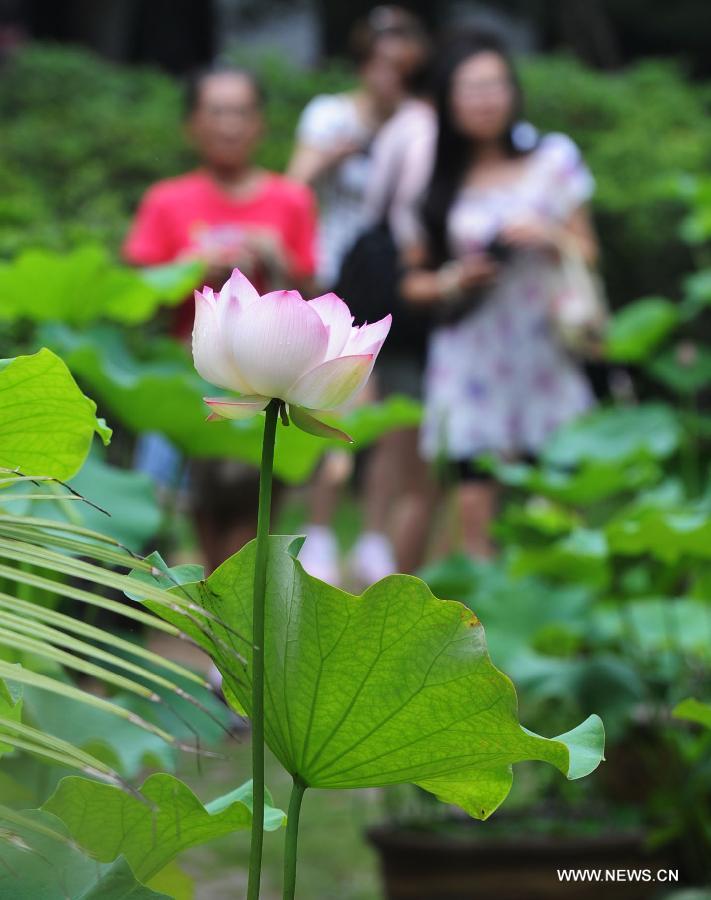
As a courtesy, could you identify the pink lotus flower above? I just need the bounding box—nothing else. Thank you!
[192,269,391,439]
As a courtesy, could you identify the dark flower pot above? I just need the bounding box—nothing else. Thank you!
[367,823,677,900]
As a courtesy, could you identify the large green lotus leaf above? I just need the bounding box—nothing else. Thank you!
[40,324,421,484]
[0,348,111,480]
[417,555,643,740]
[43,773,285,883]
[140,537,604,820]
[605,296,678,362]
[648,344,711,395]
[0,244,202,325]
[79,859,170,900]
[481,456,661,506]
[146,862,194,900]
[674,698,711,730]
[419,555,589,664]
[543,404,681,468]
[0,809,169,900]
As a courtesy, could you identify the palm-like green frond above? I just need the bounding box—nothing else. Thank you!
[0,494,239,789]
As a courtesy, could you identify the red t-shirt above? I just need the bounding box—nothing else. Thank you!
[124,169,317,332]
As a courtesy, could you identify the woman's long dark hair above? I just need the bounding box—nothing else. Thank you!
[422,32,528,266]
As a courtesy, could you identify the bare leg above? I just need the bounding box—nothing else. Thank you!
[387,429,439,573]
[455,481,499,559]
[348,425,410,586]
[194,511,258,575]
[299,452,353,583]
[193,473,283,575]
[351,426,437,578]
[307,451,353,526]
[193,510,258,703]
[361,430,403,534]
[391,488,437,573]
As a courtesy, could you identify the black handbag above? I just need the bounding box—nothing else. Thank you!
[334,221,432,356]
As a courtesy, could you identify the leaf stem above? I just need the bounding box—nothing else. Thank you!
[247,398,279,900]
[283,775,307,899]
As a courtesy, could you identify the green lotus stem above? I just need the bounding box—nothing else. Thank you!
[247,398,279,900]
[283,776,307,899]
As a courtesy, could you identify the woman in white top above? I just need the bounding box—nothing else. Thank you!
[288,7,432,586]
[289,7,429,289]
[401,32,598,558]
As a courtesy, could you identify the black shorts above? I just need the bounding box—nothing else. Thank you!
[439,454,539,485]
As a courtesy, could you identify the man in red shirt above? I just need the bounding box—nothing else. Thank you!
[125,64,317,335]
[125,65,317,572]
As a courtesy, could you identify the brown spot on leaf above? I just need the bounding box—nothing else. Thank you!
[460,608,480,627]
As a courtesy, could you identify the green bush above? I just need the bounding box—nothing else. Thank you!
[0,44,191,256]
[523,56,711,304]
[0,43,350,258]
[2,43,711,306]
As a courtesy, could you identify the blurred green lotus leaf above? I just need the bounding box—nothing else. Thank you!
[605,296,678,362]
[543,404,681,468]
[0,245,202,325]
[648,344,711,395]
[607,502,711,563]
[508,529,610,590]
[481,455,661,506]
[674,698,711,730]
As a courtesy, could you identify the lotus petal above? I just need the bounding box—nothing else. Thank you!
[204,396,269,421]
[289,405,353,442]
[192,290,253,393]
[218,268,260,316]
[286,354,374,410]
[309,293,355,360]
[230,290,328,399]
[344,314,392,356]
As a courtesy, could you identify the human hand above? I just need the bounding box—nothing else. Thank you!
[324,139,362,168]
[192,241,258,285]
[500,216,559,252]
[457,254,499,290]
[436,255,498,304]
[240,228,288,273]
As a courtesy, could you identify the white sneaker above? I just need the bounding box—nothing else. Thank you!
[298,525,341,586]
[348,531,398,589]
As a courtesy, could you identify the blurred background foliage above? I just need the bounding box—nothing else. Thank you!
[1,43,710,308]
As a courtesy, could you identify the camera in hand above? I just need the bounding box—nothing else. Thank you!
[484,235,513,264]
[438,235,512,325]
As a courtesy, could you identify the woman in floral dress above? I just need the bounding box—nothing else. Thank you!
[401,32,599,557]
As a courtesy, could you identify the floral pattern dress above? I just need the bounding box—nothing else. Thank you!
[420,132,596,462]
